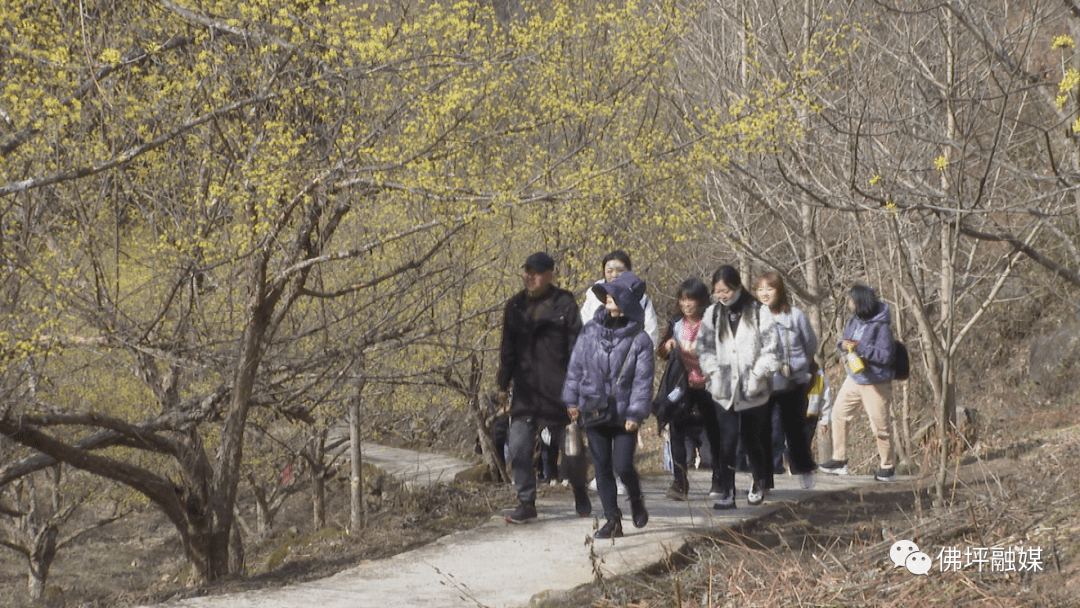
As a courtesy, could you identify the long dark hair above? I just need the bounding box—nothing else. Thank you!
[711,265,742,291]
[849,284,879,320]
[676,278,710,316]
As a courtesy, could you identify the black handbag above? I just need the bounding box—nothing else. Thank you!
[580,394,618,428]
[651,348,693,427]
[580,338,637,428]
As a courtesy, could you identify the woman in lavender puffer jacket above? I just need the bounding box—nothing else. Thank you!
[819,284,897,481]
[564,270,654,539]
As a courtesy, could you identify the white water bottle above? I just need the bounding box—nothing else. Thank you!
[563,423,582,457]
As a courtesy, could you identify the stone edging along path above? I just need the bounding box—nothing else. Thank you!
[154,444,878,608]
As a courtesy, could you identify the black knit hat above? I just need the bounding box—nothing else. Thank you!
[523,252,555,272]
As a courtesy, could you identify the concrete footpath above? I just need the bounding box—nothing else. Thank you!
[158,445,875,608]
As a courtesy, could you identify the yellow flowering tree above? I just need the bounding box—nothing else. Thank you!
[0,0,732,583]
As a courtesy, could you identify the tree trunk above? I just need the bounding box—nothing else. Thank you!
[27,525,57,600]
[349,394,363,531]
[935,6,958,506]
[253,486,272,538]
[312,470,327,531]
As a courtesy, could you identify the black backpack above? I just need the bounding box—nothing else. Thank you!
[651,349,695,427]
[892,340,910,381]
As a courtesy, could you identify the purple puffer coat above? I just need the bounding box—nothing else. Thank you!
[561,271,655,425]
[837,301,895,384]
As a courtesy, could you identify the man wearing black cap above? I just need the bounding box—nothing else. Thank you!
[497,252,590,523]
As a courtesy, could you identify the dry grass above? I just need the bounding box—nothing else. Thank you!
[581,423,1080,608]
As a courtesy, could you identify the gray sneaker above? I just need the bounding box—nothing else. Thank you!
[712,491,736,510]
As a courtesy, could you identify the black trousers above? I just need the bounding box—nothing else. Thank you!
[668,390,714,490]
[769,382,816,475]
[737,403,773,489]
[586,423,642,520]
[696,390,740,495]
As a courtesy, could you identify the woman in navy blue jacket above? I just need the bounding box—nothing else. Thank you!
[564,271,655,538]
[819,285,897,481]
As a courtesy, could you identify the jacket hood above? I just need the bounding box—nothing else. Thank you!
[867,301,891,324]
[591,271,647,325]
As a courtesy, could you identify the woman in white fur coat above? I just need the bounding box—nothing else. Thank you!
[697,265,782,509]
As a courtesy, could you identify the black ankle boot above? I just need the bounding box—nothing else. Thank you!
[573,486,592,517]
[630,495,648,528]
[594,517,623,539]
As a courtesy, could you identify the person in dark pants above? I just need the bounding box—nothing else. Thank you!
[682,424,713,471]
[754,271,820,489]
[697,265,781,509]
[735,410,785,475]
[564,271,654,538]
[655,278,715,500]
[497,252,591,524]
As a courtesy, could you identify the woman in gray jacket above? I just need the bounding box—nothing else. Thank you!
[698,266,782,509]
[755,272,819,490]
[564,271,654,538]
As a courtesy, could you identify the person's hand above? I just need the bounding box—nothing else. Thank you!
[496,390,509,406]
[818,424,829,437]
[841,339,859,351]
[625,420,639,432]
[568,407,580,422]
[657,338,676,358]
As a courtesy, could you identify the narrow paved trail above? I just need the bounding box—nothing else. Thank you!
[154,445,878,608]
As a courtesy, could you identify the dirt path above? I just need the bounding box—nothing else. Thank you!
[149,448,880,608]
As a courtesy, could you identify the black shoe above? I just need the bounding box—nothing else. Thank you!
[665,483,688,501]
[708,480,724,498]
[506,502,537,524]
[874,468,895,482]
[712,491,736,510]
[573,487,592,517]
[594,518,624,539]
[630,496,649,528]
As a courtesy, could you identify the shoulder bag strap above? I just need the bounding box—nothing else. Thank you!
[615,329,641,385]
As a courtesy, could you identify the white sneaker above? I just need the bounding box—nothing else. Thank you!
[799,473,816,489]
[819,460,849,475]
[588,477,629,495]
[747,481,765,506]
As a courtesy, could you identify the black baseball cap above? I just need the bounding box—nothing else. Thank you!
[523,252,555,272]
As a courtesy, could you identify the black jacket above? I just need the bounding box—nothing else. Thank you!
[497,285,582,426]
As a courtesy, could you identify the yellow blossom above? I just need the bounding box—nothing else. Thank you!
[1053,36,1075,50]
[1060,68,1080,93]
[99,48,122,65]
